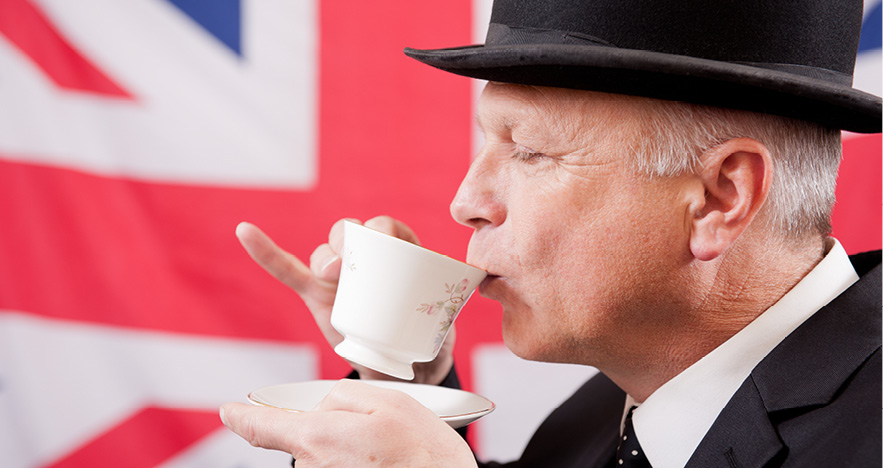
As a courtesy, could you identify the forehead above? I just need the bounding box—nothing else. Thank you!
[476,83,644,141]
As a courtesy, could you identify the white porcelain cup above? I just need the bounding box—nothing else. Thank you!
[330,221,487,380]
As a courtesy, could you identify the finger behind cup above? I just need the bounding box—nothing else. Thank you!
[330,221,486,380]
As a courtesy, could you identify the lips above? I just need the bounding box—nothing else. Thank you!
[478,273,505,300]
[467,250,504,294]
[480,274,499,289]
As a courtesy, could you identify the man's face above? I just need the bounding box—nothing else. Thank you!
[451,83,695,365]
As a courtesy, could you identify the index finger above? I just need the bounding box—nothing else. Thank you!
[235,222,315,295]
[363,216,421,245]
[317,379,420,415]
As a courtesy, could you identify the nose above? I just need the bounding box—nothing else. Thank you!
[450,150,507,230]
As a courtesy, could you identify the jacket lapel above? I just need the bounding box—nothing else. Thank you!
[686,261,881,468]
[686,376,784,468]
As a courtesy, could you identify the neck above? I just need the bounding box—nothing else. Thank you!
[602,235,826,402]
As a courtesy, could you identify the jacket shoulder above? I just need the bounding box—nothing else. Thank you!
[480,373,625,468]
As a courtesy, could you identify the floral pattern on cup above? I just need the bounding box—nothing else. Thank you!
[344,249,356,272]
[417,279,471,353]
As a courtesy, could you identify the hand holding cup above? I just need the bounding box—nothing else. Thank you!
[235,216,475,384]
[330,221,486,380]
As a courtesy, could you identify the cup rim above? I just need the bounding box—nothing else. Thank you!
[344,220,485,273]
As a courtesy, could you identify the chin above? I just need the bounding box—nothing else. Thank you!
[502,318,593,366]
[500,317,558,362]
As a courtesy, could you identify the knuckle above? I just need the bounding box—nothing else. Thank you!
[238,412,263,447]
[365,215,396,234]
[309,244,332,269]
[320,380,349,406]
[329,219,353,249]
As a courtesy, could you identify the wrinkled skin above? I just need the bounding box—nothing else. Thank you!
[221,82,797,466]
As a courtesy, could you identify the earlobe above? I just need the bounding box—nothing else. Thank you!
[688,138,772,261]
[690,211,729,261]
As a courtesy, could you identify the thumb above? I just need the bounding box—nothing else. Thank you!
[221,402,301,453]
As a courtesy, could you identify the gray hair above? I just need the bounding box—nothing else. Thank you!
[629,102,842,239]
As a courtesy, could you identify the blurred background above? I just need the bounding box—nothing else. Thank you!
[0,0,879,466]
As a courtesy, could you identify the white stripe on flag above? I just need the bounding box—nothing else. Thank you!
[0,0,318,187]
[0,311,318,468]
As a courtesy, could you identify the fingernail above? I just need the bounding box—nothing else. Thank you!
[235,222,250,237]
[219,406,228,426]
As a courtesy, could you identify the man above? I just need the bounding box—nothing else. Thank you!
[220,0,882,466]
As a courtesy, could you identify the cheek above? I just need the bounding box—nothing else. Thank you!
[507,180,599,269]
[499,173,693,359]
[576,184,692,311]
[500,197,604,350]
[519,188,657,306]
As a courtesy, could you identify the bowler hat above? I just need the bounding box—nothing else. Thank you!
[405,0,882,133]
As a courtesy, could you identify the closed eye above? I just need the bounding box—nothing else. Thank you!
[512,144,546,163]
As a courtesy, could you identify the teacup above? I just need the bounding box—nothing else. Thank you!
[330,221,487,380]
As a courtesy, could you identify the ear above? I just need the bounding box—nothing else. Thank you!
[689,138,772,261]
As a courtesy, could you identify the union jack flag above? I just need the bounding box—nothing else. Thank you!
[0,1,879,466]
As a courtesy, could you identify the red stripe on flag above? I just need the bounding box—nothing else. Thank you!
[0,0,133,99]
[0,156,331,347]
[2,0,876,388]
[832,134,882,254]
[0,0,480,382]
[44,407,222,468]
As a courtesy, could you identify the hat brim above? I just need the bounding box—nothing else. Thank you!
[404,44,882,133]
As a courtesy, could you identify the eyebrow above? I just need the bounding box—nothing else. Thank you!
[475,111,517,135]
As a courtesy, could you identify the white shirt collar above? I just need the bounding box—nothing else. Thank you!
[624,238,859,468]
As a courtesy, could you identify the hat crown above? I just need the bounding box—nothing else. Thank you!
[489,0,863,78]
[403,0,881,132]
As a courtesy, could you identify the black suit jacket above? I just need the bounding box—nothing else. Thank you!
[478,252,882,468]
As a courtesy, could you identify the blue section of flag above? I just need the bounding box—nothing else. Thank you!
[165,0,242,56]
[859,1,882,53]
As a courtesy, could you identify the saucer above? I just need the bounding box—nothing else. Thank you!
[248,379,495,428]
